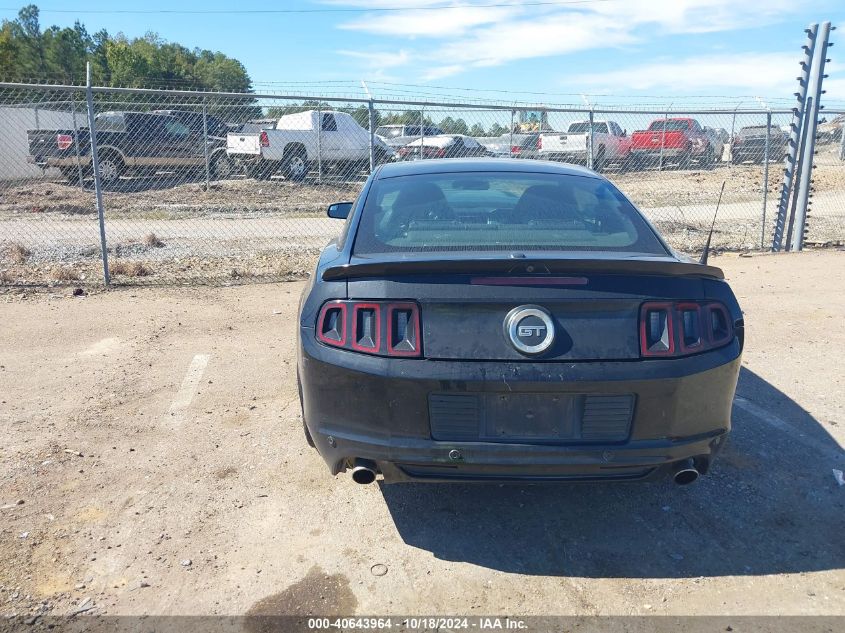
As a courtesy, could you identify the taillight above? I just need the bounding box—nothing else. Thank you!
[537,136,542,150]
[511,145,521,155]
[422,147,446,158]
[57,134,72,150]
[259,131,270,147]
[316,300,421,357]
[640,301,734,358]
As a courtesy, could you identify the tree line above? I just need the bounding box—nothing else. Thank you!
[0,4,252,91]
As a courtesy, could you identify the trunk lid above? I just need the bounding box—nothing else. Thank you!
[337,254,718,362]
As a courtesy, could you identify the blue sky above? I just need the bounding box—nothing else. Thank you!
[3,0,844,108]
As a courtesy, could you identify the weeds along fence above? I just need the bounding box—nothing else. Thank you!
[1,82,844,286]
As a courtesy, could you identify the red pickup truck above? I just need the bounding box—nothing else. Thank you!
[629,118,715,169]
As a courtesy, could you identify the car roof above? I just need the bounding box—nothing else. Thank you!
[376,158,601,180]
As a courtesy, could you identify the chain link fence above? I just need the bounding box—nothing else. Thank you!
[1,82,844,286]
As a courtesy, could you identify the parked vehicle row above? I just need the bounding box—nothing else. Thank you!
[27,109,233,185]
[27,109,789,187]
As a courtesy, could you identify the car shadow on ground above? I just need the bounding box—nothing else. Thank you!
[380,367,843,578]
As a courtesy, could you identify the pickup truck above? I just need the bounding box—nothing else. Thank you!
[629,118,715,169]
[730,125,788,164]
[227,110,395,181]
[27,110,231,185]
[537,120,630,171]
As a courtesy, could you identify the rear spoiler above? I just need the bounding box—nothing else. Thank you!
[322,258,725,281]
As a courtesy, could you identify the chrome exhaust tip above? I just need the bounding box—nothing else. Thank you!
[672,458,700,485]
[351,458,377,485]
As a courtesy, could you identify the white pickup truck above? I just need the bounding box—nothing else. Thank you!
[227,110,394,181]
[538,120,631,171]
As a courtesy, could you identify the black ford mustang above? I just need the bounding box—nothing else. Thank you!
[297,159,743,485]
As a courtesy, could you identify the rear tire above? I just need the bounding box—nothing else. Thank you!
[97,153,124,186]
[592,147,606,173]
[209,153,234,180]
[282,151,309,182]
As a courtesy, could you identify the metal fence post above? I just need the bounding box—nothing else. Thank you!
[659,112,667,171]
[839,121,845,161]
[773,23,818,251]
[202,97,211,190]
[509,109,515,157]
[368,99,375,174]
[791,21,832,251]
[785,95,815,249]
[761,111,772,249]
[420,108,425,160]
[316,104,322,182]
[70,95,84,190]
[588,109,595,171]
[84,62,110,286]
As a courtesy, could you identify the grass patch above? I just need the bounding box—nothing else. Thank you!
[3,242,31,263]
[50,266,81,282]
[110,260,151,277]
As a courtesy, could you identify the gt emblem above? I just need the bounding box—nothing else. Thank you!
[505,305,555,355]
[518,325,546,337]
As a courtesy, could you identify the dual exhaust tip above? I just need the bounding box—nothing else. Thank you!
[350,457,701,485]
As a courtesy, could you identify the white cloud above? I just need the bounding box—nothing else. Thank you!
[331,0,802,81]
[340,6,519,38]
[571,53,799,94]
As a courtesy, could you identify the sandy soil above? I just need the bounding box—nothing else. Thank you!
[0,250,843,626]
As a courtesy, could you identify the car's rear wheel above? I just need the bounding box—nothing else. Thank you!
[97,153,124,185]
[209,153,234,180]
[592,146,606,172]
[282,152,309,182]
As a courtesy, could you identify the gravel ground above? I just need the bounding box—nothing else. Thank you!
[1,157,844,285]
[0,250,843,626]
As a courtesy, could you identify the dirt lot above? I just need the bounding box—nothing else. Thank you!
[2,157,844,286]
[0,251,843,624]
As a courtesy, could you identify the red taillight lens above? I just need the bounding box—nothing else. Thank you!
[317,301,347,347]
[511,145,521,155]
[537,136,542,150]
[316,300,421,357]
[57,134,72,150]
[640,300,733,358]
[259,131,270,147]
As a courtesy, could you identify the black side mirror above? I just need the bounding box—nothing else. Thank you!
[327,201,353,219]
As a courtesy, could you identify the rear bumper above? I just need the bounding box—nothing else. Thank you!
[298,336,741,483]
[27,155,88,168]
[630,148,685,160]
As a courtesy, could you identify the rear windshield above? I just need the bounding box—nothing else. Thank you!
[376,126,403,138]
[567,122,608,134]
[648,120,690,132]
[352,172,668,255]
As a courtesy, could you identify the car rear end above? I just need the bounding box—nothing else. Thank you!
[227,129,268,171]
[27,129,89,169]
[539,126,590,164]
[298,162,743,484]
[731,127,773,164]
[630,121,690,164]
